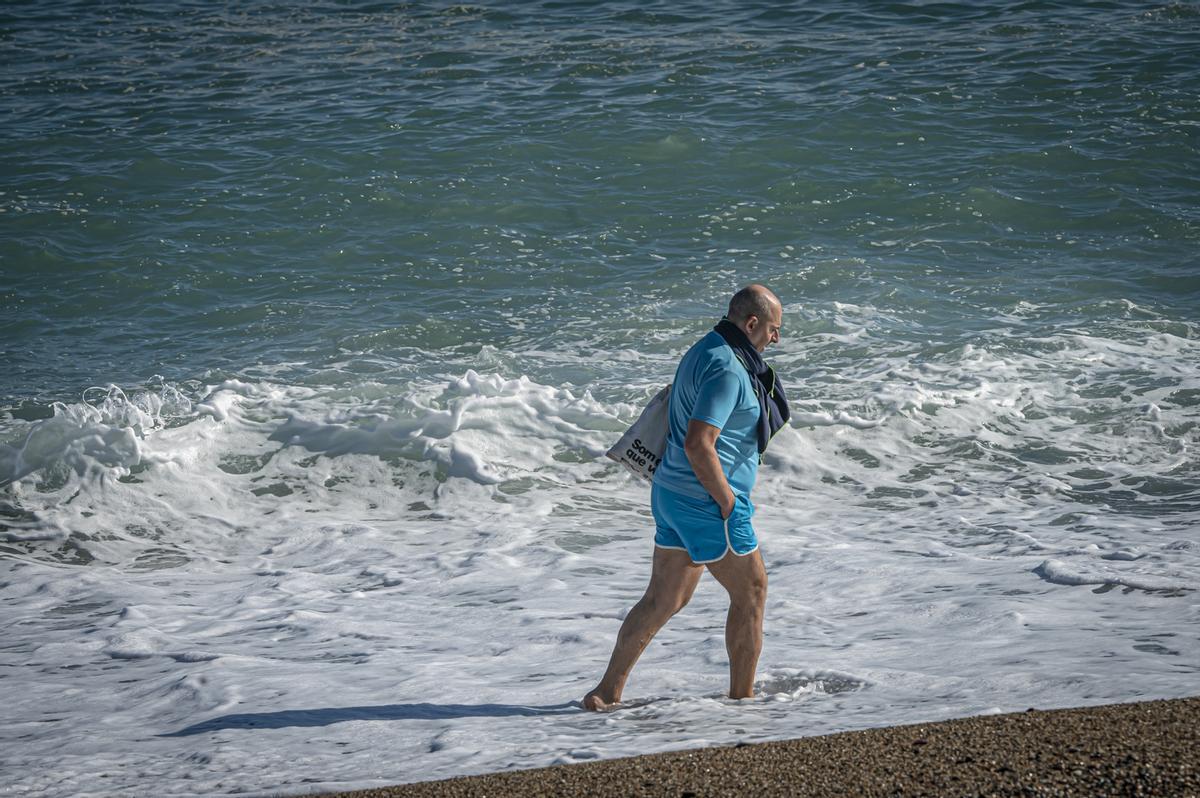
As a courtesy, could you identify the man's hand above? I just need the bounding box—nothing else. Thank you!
[718,496,735,519]
[683,419,736,518]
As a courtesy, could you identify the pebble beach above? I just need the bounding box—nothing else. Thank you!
[317,697,1200,798]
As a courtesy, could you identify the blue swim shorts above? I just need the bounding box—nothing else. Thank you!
[651,482,758,564]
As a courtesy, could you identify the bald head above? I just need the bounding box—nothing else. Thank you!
[727,284,782,352]
[727,284,781,325]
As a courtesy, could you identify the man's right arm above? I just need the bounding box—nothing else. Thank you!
[684,419,736,519]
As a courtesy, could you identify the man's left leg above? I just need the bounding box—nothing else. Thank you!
[583,547,703,711]
[705,548,767,700]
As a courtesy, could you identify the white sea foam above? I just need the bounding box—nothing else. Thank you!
[1033,559,1192,593]
[1,325,1197,797]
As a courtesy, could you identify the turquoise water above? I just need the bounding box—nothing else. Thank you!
[2,3,1199,796]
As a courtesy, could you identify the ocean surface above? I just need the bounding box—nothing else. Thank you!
[2,1,1198,795]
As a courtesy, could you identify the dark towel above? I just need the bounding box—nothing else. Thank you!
[714,318,791,456]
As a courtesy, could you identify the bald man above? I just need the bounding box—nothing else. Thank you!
[584,284,788,710]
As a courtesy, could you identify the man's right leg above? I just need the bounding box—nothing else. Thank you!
[705,548,767,700]
[582,546,703,711]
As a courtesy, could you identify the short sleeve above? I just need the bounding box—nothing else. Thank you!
[690,365,741,429]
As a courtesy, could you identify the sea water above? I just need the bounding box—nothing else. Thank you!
[2,1,1198,795]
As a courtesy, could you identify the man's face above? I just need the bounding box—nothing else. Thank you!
[745,304,782,353]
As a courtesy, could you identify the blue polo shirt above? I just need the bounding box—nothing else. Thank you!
[653,331,760,501]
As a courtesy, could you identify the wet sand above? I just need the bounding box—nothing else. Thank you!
[314,696,1199,797]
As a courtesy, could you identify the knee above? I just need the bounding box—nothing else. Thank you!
[672,587,696,615]
[735,572,768,610]
[647,587,692,618]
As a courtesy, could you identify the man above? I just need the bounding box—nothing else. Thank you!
[584,284,789,711]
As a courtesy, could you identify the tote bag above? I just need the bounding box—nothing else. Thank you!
[606,385,670,482]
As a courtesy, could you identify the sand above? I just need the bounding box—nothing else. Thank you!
[312,696,1199,797]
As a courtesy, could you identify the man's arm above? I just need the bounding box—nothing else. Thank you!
[684,419,736,519]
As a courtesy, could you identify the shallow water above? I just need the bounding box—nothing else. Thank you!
[2,1,1198,795]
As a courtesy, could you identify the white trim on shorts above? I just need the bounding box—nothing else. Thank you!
[654,514,759,565]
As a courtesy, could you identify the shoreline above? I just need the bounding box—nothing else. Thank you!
[313,696,1199,797]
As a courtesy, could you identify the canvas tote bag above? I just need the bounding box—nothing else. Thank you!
[606,385,670,481]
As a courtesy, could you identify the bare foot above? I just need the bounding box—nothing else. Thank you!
[582,689,619,712]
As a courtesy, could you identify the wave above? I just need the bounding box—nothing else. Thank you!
[2,339,1197,568]
[0,382,192,490]
[1033,558,1192,594]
